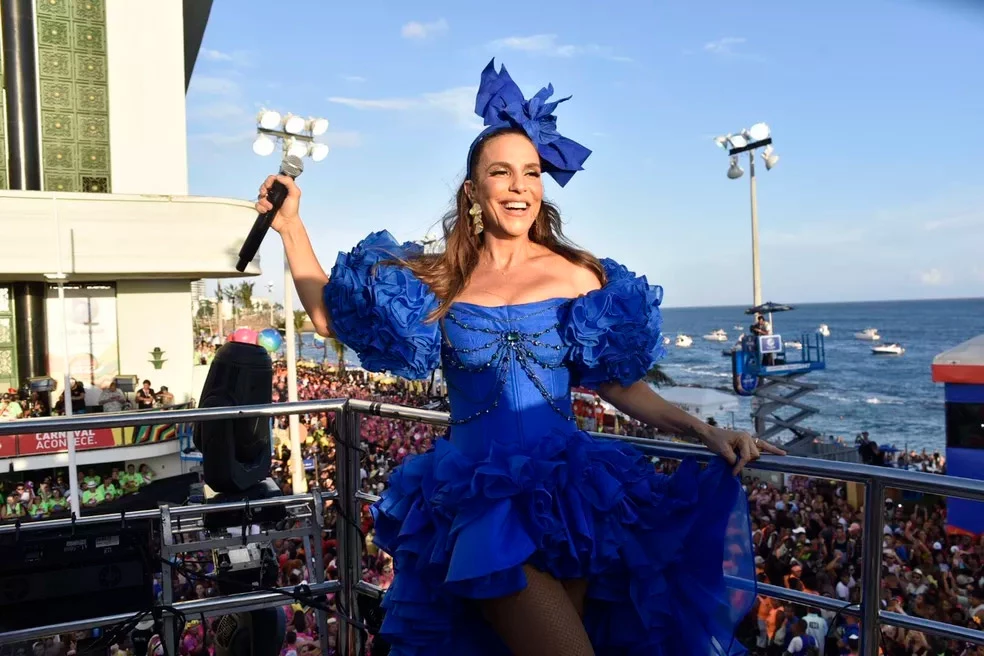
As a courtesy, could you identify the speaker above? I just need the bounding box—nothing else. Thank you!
[114,375,139,393]
[27,376,56,393]
[194,342,273,494]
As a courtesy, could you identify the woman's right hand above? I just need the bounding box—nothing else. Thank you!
[256,175,302,234]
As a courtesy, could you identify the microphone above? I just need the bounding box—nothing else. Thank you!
[235,155,304,272]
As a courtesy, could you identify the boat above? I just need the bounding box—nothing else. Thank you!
[872,343,905,356]
[818,324,830,337]
[785,340,803,350]
[702,329,729,342]
[662,336,671,345]
[855,328,881,341]
[675,334,693,347]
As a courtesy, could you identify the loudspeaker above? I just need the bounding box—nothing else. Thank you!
[194,342,273,494]
[114,375,139,393]
[27,376,57,393]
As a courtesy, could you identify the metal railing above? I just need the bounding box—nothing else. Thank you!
[2,399,984,656]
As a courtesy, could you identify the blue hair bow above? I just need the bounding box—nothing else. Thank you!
[466,59,591,187]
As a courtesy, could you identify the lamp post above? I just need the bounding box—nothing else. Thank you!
[266,280,274,326]
[714,123,779,308]
[253,110,329,495]
[45,198,80,518]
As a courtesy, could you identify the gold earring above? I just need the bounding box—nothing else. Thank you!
[469,202,484,235]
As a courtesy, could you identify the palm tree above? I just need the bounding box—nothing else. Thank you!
[328,337,346,373]
[235,281,255,312]
[645,364,674,388]
[293,310,307,353]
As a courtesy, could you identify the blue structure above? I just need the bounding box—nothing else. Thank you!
[932,334,984,536]
[732,332,826,396]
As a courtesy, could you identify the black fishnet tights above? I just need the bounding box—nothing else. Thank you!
[480,564,595,656]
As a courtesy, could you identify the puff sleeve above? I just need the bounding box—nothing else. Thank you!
[561,258,666,388]
[322,231,441,380]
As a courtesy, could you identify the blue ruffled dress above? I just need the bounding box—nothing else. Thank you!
[324,231,756,655]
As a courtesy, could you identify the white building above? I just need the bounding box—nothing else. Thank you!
[0,0,258,475]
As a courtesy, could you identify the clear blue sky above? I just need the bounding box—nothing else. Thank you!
[187,0,984,308]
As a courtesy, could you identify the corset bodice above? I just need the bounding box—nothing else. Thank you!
[440,299,576,458]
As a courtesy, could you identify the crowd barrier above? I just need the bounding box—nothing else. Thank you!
[2,399,984,656]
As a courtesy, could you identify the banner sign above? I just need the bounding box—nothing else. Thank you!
[16,429,117,455]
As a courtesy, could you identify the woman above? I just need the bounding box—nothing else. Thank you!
[257,60,783,655]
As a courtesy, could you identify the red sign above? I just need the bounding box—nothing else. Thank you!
[16,429,117,455]
[0,435,16,458]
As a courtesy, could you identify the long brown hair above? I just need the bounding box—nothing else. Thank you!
[402,128,606,320]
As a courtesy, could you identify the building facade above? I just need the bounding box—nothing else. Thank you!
[0,0,258,471]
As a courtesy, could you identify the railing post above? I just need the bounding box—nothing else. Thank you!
[309,487,332,656]
[859,480,885,656]
[159,503,177,656]
[335,405,364,656]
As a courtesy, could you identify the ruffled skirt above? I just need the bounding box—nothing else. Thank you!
[371,430,756,655]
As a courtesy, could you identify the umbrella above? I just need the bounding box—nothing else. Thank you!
[744,301,795,335]
[744,302,795,315]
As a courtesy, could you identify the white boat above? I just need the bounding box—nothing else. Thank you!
[872,343,905,356]
[662,336,671,345]
[818,324,830,337]
[784,340,803,350]
[675,334,693,347]
[702,329,729,342]
[854,328,881,341]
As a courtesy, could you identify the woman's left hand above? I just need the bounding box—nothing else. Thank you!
[700,427,787,475]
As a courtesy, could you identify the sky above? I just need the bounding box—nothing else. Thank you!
[186,0,984,308]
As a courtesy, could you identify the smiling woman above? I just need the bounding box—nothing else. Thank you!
[258,58,778,656]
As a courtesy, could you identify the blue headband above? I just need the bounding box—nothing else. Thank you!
[466,59,591,187]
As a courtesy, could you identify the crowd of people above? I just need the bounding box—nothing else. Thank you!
[0,378,177,421]
[0,360,981,655]
[1,463,157,521]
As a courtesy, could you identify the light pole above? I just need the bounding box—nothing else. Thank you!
[715,123,779,308]
[45,197,80,518]
[266,280,274,326]
[253,110,329,496]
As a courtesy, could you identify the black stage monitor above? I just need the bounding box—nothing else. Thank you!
[0,519,155,631]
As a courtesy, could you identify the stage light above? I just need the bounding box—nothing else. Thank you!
[309,143,329,162]
[252,135,276,157]
[309,118,329,136]
[258,110,281,130]
[283,114,305,135]
[747,122,771,141]
[762,145,779,170]
[727,156,744,179]
[286,139,309,159]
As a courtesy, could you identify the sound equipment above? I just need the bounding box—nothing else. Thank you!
[0,519,154,631]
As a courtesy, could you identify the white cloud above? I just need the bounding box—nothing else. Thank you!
[324,130,362,149]
[702,37,763,61]
[329,85,481,129]
[189,75,240,96]
[488,34,631,62]
[918,268,947,286]
[401,18,448,40]
[923,211,984,231]
[327,96,418,111]
[201,48,250,65]
[187,101,250,121]
[342,75,366,83]
[189,130,254,148]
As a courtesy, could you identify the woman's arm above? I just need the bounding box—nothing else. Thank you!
[598,380,785,474]
[280,220,331,337]
[256,175,332,337]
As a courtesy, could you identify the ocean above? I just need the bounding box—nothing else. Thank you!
[299,297,984,453]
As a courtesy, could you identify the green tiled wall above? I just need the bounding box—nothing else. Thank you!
[36,0,111,193]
